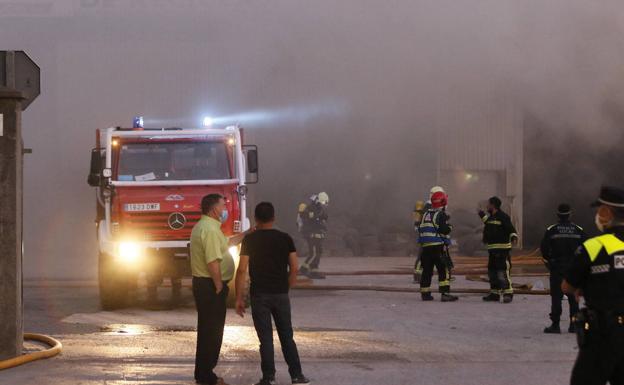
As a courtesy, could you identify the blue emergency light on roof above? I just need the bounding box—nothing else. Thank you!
[133,116,144,129]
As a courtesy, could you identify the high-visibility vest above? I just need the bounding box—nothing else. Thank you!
[418,209,451,247]
[583,234,624,262]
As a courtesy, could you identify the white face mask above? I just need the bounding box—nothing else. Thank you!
[595,213,609,232]
[220,209,229,223]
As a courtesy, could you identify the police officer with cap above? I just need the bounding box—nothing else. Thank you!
[541,203,587,334]
[563,186,624,384]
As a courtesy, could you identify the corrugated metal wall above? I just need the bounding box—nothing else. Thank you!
[436,97,524,246]
[438,100,522,171]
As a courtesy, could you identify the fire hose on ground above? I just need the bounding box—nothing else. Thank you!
[294,250,552,295]
[293,283,550,295]
[0,333,62,370]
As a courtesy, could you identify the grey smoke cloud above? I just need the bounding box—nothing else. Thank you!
[0,0,622,277]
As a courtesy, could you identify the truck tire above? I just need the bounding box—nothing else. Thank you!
[98,252,129,310]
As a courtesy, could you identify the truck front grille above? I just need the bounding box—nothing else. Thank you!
[123,211,202,241]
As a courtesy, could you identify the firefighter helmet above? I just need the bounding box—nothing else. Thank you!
[431,191,448,209]
[430,186,445,195]
[317,192,330,205]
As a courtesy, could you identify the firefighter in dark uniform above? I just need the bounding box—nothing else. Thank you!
[563,186,624,385]
[299,192,329,279]
[478,196,518,303]
[541,203,587,334]
[418,191,458,302]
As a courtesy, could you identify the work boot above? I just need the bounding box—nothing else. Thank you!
[441,293,459,302]
[482,293,500,302]
[292,375,311,385]
[502,294,513,303]
[421,292,434,301]
[544,322,561,334]
[568,322,576,333]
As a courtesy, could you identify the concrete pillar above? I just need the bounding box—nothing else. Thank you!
[0,89,24,360]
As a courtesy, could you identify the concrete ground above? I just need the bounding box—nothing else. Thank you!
[3,257,578,385]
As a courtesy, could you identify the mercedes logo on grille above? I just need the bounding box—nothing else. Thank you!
[168,212,187,230]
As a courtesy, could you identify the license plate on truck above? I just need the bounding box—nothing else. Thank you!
[124,203,160,212]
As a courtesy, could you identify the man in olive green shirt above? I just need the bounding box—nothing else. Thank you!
[190,193,246,385]
[190,213,235,284]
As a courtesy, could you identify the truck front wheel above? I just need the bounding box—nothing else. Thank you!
[98,252,130,310]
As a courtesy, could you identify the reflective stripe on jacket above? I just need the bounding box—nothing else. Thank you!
[418,209,451,247]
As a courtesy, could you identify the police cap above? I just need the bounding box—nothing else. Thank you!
[591,186,624,208]
[557,203,572,215]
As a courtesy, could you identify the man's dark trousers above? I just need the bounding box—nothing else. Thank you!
[487,250,513,294]
[420,245,450,293]
[571,321,624,385]
[251,293,304,380]
[305,237,323,270]
[193,277,229,385]
[549,269,579,323]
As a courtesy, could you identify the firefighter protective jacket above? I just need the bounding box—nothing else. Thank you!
[302,201,328,238]
[479,209,518,250]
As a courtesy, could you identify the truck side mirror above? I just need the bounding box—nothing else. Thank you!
[87,148,102,187]
[247,149,258,173]
[243,145,259,184]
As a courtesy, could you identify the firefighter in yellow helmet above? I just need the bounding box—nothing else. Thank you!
[412,200,426,283]
[299,192,329,279]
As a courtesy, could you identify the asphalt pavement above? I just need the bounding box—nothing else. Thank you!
[2,257,577,385]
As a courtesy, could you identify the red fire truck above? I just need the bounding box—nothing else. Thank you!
[87,120,258,309]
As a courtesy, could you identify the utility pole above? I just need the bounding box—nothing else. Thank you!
[0,89,24,360]
[0,51,40,361]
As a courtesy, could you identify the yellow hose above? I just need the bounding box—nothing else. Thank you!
[0,333,62,370]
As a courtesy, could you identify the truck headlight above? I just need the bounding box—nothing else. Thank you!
[118,242,141,264]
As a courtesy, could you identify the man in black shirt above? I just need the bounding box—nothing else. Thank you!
[235,202,310,385]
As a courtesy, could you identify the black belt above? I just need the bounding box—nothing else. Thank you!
[584,308,624,325]
[193,276,230,285]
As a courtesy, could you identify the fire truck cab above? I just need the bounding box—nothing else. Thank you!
[87,122,258,310]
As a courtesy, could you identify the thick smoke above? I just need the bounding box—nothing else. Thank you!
[0,0,622,278]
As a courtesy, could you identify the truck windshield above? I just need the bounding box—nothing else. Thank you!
[116,141,232,181]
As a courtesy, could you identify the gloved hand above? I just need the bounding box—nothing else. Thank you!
[478,210,486,218]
